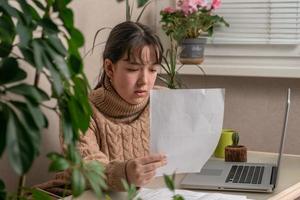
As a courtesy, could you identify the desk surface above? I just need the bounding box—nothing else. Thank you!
[70,151,300,200]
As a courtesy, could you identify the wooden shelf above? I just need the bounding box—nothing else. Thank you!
[159,64,300,78]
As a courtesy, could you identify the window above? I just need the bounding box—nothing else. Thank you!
[155,0,300,78]
[212,0,300,44]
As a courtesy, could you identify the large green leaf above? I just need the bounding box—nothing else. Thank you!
[47,34,67,56]
[16,21,32,47]
[70,28,84,48]
[84,160,105,178]
[70,77,91,133]
[9,101,43,155]
[65,78,91,135]
[32,39,45,72]
[40,16,59,34]
[72,168,86,197]
[16,0,32,25]
[30,188,52,200]
[66,144,81,165]
[61,111,74,145]
[84,170,104,198]
[17,0,41,25]
[19,46,35,66]
[10,100,46,130]
[83,161,106,197]
[43,41,70,79]
[68,54,82,75]
[49,158,70,172]
[42,54,63,96]
[47,0,55,7]
[0,42,13,58]
[48,155,70,172]
[26,100,46,131]
[32,0,45,11]
[173,194,185,200]
[58,7,74,30]
[0,8,15,57]
[0,57,26,85]
[6,107,35,175]
[73,76,91,116]
[67,97,87,132]
[53,0,69,12]
[8,83,50,103]
[0,0,20,19]
[67,38,80,58]
[121,179,138,200]
[163,174,175,191]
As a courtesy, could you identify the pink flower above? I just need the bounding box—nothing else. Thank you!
[178,0,200,15]
[211,0,221,10]
[194,0,207,7]
[163,6,176,14]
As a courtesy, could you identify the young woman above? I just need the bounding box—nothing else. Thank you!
[37,21,166,195]
[79,21,167,191]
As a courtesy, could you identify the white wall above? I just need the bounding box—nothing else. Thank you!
[175,75,300,155]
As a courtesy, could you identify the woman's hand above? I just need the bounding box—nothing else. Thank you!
[125,154,167,187]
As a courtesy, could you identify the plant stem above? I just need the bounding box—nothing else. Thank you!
[40,103,61,117]
[17,175,26,199]
[126,0,130,21]
[0,85,6,94]
[34,71,40,87]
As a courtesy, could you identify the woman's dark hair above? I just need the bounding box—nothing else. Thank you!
[94,21,163,89]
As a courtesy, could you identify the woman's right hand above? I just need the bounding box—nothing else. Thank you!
[125,154,167,187]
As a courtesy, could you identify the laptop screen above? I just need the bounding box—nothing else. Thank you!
[273,88,291,188]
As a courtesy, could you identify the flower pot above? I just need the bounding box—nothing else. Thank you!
[214,129,234,158]
[179,38,207,65]
[225,145,247,162]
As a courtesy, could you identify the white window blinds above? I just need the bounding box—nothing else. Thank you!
[211,0,300,44]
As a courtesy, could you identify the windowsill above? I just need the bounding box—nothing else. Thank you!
[160,64,300,78]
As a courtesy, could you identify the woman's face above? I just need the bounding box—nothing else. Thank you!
[104,45,160,105]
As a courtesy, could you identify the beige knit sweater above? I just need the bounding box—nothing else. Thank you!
[36,79,158,195]
[78,79,152,191]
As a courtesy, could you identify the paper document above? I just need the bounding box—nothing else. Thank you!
[135,188,247,200]
[150,89,224,176]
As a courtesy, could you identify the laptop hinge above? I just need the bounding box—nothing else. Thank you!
[270,166,278,188]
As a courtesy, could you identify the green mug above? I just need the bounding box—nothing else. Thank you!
[214,129,234,158]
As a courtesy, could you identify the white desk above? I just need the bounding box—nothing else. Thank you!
[69,151,300,200]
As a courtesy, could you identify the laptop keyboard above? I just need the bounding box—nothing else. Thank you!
[225,165,265,184]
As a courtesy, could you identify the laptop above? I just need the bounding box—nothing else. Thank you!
[181,88,291,193]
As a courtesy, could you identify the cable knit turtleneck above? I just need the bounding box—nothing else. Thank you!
[77,79,152,191]
[89,77,149,122]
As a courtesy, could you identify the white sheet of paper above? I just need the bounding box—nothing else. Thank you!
[135,188,248,200]
[150,89,224,176]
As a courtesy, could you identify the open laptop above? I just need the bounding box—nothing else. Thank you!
[181,88,291,193]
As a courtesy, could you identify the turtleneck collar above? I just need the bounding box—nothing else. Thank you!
[89,77,149,122]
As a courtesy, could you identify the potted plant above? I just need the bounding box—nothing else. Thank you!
[225,132,247,162]
[158,38,183,89]
[0,0,107,199]
[160,0,229,64]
